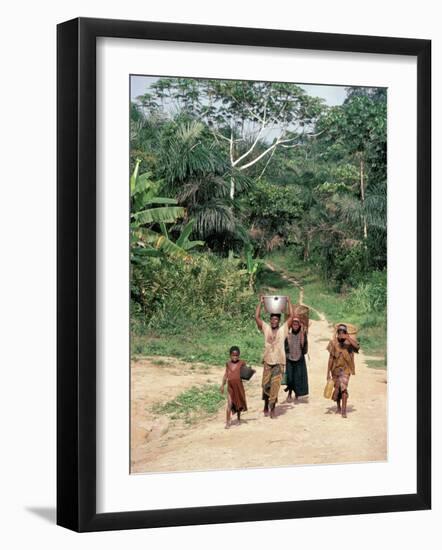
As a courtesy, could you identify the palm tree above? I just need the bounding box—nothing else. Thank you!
[158,118,252,252]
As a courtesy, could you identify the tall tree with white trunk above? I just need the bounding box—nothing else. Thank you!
[137,78,325,199]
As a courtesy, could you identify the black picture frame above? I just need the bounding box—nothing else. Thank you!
[57,17,431,532]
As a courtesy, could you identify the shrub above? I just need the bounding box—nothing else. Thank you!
[326,241,367,290]
[348,270,387,314]
[153,384,225,423]
[131,252,255,330]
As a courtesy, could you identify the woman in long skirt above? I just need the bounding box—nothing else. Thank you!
[284,317,309,401]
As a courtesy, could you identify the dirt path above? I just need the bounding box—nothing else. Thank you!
[131,315,387,473]
[265,260,306,305]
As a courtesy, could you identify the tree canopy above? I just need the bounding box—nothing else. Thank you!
[131,79,387,301]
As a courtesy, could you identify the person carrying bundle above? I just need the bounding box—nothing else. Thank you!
[326,323,360,418]
[284,316,309,402]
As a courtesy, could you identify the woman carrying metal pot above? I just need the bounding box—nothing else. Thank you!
[255,295,294,418]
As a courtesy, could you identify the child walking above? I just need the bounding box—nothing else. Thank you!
[220,346,248,429]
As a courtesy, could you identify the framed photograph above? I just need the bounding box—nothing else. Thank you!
[57,17,431,532]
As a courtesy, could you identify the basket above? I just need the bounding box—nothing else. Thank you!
[292,304,310,331]
[334,322,358,335]
[263,295,288,315]
[240,365,256,381]
[323,379,334,399]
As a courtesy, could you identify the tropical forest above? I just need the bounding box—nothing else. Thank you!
[130,78,387,367]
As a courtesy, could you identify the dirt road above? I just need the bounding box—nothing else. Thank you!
[131,313,387,474]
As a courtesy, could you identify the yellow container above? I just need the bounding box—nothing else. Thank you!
[323,379,334,399]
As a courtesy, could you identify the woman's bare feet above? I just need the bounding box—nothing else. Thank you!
[224,421,231,429]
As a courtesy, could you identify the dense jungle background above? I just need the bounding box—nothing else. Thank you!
[130,78,387,366]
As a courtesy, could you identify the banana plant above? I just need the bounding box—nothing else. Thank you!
[244,243,261,290]
[130,159,204,263]
[175,219,205,251]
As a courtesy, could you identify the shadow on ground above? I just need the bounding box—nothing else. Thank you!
[25,506,56,524]
[324,404,356,415]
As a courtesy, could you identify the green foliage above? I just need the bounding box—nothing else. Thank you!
[131,252,256,330]
[136,77,326,211]
[348,271,387,314]
[247,179,303,252]
[266,249,386,359]
[130,159,204,263]
[139,78,324,142]
[131,81,386,282]
[153,384,225,423]
[133,206,185,225]
[244,243,261,289]
[157,117,252,249]
[132,320,264,365]
[159,119,226,186]
[365,359,387,370]
[326,241,367,289]
[133,228,190,261]
[130,80,387,364]
[316,163,359,194]
[133,252,387,366]
[307,90,387,278]
[175,219,205,250]
[319,94,387,157]
[249,180,303,224]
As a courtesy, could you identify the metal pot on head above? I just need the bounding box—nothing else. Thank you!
[263,295,288,315]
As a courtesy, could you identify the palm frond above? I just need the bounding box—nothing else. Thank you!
[364,183,387,229]
[175,219,196,247]
[335,193,363,227]
[193,201,236,238]
[130,159,141,194]
[132,206,185,225]
[136,228,190,260]
[176,120,205,143]
[183,240,206,250]
[143,197,178,206]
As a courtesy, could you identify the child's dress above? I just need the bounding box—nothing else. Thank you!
[226,361,248,413]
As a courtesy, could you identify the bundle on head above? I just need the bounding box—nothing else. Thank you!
[292,304,310,332]
[334,322,358,336]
